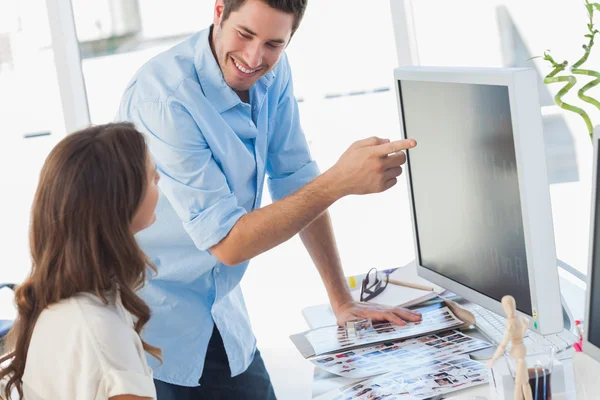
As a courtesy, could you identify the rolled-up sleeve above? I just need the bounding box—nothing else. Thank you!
[101,370,156,398]
[266,63,321,201]
[131,101,246,251]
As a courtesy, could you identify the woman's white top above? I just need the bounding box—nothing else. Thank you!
[21,290,156,400]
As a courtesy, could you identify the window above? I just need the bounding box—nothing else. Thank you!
[0,0,65,284]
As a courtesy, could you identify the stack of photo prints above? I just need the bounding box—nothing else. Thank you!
[292,306,493,399]
[315,354,488,400]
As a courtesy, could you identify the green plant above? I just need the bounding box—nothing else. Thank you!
[532,1,600,141]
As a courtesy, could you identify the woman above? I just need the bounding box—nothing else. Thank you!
[0,122,161,399]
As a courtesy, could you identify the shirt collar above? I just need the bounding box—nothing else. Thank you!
[194,26,276,113]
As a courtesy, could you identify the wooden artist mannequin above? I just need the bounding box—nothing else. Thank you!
[487,295,533,400]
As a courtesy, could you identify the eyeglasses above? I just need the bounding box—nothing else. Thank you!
[360,267,389,302]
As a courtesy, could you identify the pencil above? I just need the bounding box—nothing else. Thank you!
[387,278,435,292]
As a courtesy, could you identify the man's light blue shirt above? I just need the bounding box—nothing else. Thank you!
[116,27,320,386]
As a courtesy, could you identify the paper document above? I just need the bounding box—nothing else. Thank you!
[301,291,440,331]
[310,329,492,379]
[315,356,489,400]
[291,306,464,359]
[302,264,445,329]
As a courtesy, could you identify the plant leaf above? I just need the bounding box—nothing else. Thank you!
[588,3,594,15]
[593,3,600,12]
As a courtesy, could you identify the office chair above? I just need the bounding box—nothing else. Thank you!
[0,283,16,397]
[0,283,15,342]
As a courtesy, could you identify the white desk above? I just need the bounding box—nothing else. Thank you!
[305,261,585,399]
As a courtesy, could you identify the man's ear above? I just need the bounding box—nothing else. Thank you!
[214,0,225,26]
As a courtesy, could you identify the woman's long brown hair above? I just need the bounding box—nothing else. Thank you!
[0,122,161,399]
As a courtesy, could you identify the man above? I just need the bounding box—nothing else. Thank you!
[116,0,420,398]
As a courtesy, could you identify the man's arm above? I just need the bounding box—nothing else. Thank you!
[299,212,351,312]
[299,211,421,326]
[210,137,415,266]
[211,167,337,266]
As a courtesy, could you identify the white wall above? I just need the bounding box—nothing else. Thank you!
[136,0,213,39]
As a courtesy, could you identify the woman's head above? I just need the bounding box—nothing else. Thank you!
[29,122,160,294]
[0,122,161,398]
[37,122,159,238]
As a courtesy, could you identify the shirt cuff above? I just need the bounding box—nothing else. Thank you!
[267,160,321,201]
[101,369,157,398]
[183,193,247,251]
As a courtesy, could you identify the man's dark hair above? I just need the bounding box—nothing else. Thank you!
[222,0,308,34]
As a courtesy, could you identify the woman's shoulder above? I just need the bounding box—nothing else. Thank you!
[34,292,128,337]
[30,292,143,362]
[23,295,154,398]
[26,291,150,371]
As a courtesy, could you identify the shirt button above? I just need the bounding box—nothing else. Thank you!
[216,267,221,273]
[248,121,253,127]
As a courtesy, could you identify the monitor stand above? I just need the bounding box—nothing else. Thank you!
[557,257,584,334]
[561,293,575,333]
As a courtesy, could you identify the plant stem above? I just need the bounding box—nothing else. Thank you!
[544,73,594,138]
[570,1,600,140]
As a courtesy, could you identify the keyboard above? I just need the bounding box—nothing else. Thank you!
[467,305,579,356]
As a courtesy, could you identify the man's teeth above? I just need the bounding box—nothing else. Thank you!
[233,59,257,74]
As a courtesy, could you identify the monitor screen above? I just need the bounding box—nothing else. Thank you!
[589,139,600,348]
[399,80,533,315]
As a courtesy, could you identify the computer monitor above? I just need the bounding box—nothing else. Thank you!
[393,66,563,335]
[584,131,600,361]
